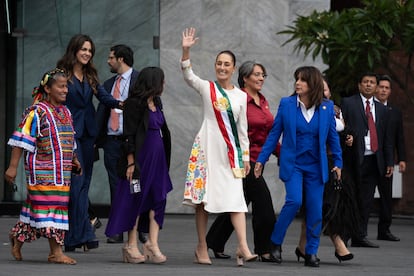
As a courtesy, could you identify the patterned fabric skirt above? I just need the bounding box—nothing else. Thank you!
[10,184,70,245]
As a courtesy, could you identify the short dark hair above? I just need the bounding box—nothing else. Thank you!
[216,50,236,66]
[238,61,266,88]
[378,74,392,87]
[358,72,378,84]
[110,44,134,67]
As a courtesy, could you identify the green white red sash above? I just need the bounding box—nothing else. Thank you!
[209,81,245,178]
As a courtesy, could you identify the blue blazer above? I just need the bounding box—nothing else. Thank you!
[65,76,119,139]
[257,95,342,183]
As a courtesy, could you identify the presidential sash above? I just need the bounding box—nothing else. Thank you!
[209,81,245,178]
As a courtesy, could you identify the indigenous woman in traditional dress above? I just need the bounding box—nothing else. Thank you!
[5,69,79,265]
[181,27,257,266]
[105,67,172,264]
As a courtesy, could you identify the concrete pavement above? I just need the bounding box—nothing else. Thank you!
[0,215,413,276]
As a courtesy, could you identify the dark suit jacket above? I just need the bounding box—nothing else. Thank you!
[120,96,171,177]
[257,95,342,183]
[95,69,139,147]
[65,76,119,139]
[341,94,393,175]
[386,104,406,163]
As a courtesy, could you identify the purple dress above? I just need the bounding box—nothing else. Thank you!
[105,109,173,236]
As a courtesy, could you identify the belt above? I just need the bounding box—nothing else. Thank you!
[107,135,125,141]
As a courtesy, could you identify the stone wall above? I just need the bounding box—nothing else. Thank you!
[8,0,330,214]
[159,0,329,213]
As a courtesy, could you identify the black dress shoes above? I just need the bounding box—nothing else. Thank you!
[270,243,282,264]
[260,254,280,263]
[304,254,320,267]
[107,234,123,244]
[213,251,231,259]
[351,238,379,248]
[377,232,400,241]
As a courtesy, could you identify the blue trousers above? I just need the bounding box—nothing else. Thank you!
[65,135,96,247]
[271,162,324,255]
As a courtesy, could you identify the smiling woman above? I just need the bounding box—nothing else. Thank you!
[56,34,122,252]
[5,68,78,265]
[180,27,257,267]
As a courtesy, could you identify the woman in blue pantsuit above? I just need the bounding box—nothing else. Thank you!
[57,34,121,252]
[254,66,342,267]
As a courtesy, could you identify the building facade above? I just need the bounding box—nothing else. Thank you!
[2,0,411,215]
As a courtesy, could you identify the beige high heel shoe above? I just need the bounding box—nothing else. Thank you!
[235,248,258,266]
[122,244,145,264]
[143,243,167,264]
[193,249,212,265]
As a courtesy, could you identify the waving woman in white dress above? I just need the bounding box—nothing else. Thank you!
[181,27,257,266]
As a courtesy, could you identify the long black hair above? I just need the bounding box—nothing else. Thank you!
[128,66,165,107]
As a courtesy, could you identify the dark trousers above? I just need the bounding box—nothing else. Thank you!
[65,135,96,246]
[355,155,380,239]
[103,136,122,203]
[206,162,276,254]
[206,162,276,255]
[377,175,393,235]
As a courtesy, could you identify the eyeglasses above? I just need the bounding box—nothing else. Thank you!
[252,72,267,79]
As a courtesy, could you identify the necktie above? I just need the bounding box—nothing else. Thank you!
[365,99,378,152]
[110,76,121,131]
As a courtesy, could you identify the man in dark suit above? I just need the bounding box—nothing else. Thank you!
[95,44,139,243]
[341,72,394,248]
[375,75,406,242]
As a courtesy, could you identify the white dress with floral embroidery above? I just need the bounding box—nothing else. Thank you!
[181,59,249,213]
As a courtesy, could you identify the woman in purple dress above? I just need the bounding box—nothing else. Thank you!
[105,67,172,264]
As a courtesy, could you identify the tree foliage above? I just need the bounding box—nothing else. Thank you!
[278,0,414,101]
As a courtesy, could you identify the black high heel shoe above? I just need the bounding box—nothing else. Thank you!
[295,247,305,262]
[296,247,320,262]
[90,217,102,230]
[64,244,82,252]
[334,251,354,263]
[304,254,320,267]
[213,251,231,259]
[83,239,99,251]
[260,254,279,263]
[270,243,282,264]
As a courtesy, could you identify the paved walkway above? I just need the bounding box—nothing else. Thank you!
[0,215,413,276]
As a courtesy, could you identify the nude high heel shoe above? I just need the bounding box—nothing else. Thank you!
[235,248,258,266]
[143,243,167,264]
[193,250,212,265]
[122,244,145,264]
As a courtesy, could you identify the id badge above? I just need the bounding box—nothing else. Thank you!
[130,179,141,194]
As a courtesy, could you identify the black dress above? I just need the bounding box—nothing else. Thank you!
[322,127,361,239]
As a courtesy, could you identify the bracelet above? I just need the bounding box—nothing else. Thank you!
[127,163,135,168]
